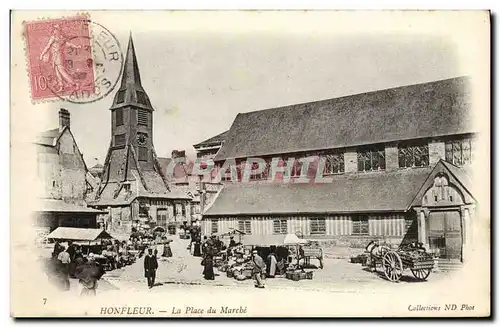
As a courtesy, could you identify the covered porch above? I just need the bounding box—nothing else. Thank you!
[410,160,476,263]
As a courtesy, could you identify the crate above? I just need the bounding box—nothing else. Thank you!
[299,272,307,280]
[305,271,313,280]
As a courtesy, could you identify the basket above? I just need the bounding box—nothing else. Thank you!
[299,272,307,280]
[291,272,301,281]
[305,271,313,280]
[242,269,253,278]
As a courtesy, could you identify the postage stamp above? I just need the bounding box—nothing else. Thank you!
[23,15,123,104]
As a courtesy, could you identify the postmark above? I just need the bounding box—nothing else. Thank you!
[23,15,123,104]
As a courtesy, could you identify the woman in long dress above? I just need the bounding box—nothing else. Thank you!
[162,240,173,257]
[266,252,278,278]
[202,241,215,280]
[75,254,104,297]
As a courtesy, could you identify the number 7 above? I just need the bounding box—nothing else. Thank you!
[43,298,47,305]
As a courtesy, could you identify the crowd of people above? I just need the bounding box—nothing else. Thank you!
[42,223,306,294]
[43,241,106,296]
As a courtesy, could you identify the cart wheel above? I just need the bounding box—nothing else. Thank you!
[411,268,431,281]
[382,251,403,282]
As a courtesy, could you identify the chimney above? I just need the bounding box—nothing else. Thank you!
[59,108,70,131]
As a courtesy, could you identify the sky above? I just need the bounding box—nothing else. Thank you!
[14,11,487,168]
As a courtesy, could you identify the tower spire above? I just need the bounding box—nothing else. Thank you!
[121,33,142,88]
[110,32,153,111]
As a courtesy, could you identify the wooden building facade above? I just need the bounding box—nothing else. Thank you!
[202,76,478,261]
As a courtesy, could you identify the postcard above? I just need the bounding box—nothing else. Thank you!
[10,10,490,317]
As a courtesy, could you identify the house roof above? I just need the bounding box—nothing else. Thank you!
[37,199,103,213]
[47,227,113,241]
[158,156,195,180]
[215,76,473,161]
[203,168,432,216]
[35,128,60,146]
[441,160,474,195]
[193,130,228,148]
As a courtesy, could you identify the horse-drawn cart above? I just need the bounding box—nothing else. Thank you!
[365,241,434,282]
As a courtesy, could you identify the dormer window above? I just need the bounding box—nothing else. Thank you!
[116,90,126,104]
[136,91,149,106]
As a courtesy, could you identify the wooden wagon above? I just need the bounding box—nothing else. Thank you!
[365,241,434,282]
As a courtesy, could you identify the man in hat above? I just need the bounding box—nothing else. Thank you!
[144,248,158,289]
[251,250,266,289]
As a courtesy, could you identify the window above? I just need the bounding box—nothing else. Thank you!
[116,90,126,104]
[357,147,385,172]
[138,109,148,126]
[249,160,270,181]
[157,209,167,228]
[324,152,345,174]
[273,220,287,234]
[136,91,149,106]
[398,143,429,168]
[290,158,303,177]
[138,147,148,161]
[310,218,326,235]
[211,220,218,234]
[352,216,369,235]
[115,108,124,126]
[238,220,252,234]
[445,137,474,166]
[114,133,125,146]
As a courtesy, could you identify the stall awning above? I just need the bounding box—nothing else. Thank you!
[284,234,309,245]
[243,234,286,246]
[47,227,113,241]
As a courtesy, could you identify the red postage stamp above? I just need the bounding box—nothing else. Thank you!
[23,15,96,101]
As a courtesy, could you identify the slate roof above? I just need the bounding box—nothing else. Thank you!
[35,128,60,146]
[37,199,103,213]
[193,130,228,149]
[441,160,474,195]
[203,168,433,216]
[215,76,473,161]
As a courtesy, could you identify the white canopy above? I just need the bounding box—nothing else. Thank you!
[284,234,309,245]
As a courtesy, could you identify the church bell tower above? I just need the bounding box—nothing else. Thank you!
[95,34,170,201]
[109,34,155,171]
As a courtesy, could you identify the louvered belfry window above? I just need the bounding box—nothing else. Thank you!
[115,108,123,126]
[138,109,148,126]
